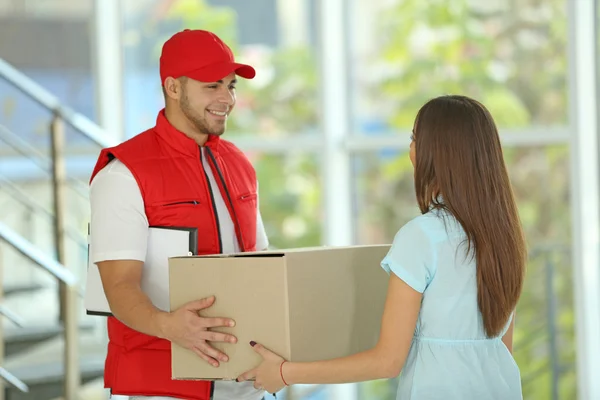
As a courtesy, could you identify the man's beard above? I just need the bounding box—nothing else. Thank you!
[179,91,225,136]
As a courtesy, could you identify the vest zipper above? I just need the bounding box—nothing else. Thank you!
[205,147,246,251]
[200,148,223,254]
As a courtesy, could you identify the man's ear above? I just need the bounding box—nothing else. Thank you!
[163,77,181,100]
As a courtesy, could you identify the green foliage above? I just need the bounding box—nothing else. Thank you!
[227,46,319,135]
[252,153,321,249]
[165,0,237,45]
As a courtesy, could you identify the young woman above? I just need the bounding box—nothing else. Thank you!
[237,95,526,400]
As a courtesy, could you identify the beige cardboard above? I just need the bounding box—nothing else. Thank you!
[168,245,391,380]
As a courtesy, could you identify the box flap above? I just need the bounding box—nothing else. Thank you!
[170,244,387,259]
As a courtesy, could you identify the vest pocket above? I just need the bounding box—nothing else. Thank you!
[149,199,201,207]
[162,200,199,206]
[239,193,257,201]
[235,193,258,251]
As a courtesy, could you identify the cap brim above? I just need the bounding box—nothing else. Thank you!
[185,62,256,82]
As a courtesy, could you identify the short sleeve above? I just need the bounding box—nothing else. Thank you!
[380,218,436,293]
[255,182,270,250]
[256,209,269,250]
[89,159,149,264]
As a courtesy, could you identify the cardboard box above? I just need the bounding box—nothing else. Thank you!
[168,245,391,380]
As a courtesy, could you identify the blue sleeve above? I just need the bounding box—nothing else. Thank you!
[380,219,435,293]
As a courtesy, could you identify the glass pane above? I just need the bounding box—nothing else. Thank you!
[353,148,417,245]
[253,151,322,249]
[121,0,319,139]
[0,0,96,120]
[352,144,575,400]
[350,0,568,135]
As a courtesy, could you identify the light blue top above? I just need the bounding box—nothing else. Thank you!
[380,208,522,400]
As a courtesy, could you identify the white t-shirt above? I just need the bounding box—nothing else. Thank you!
[89,149,268,400]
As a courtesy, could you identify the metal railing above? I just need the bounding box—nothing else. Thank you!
[0,57,115,400]
[0,368,29,394]
[0,58,116,150]
[0,221,78,398]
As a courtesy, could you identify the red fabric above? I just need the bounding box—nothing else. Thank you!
[159,29,255,84]
[90,110,258,399]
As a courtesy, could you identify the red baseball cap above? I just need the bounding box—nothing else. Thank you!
[159,29,256,85]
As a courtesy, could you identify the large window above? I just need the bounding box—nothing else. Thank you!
[350,0,568,135]
[349,1,573,399]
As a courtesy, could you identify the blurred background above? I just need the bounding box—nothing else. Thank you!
[0,0,599,399]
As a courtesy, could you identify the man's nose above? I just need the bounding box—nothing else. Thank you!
[217,87,235,106]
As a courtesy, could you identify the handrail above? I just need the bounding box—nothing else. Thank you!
[0,124,90,198]
[0,58,118,149]
[0,173,88,250]
[0,304,25,327]
[0,123,50,172]
[0,367,29,393]
[0,222,77,286]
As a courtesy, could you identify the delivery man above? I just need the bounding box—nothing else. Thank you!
[88,29,269,400]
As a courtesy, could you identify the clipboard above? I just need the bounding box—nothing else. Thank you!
[84,225,198,317]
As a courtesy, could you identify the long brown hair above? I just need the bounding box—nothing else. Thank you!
[413,95,526,337]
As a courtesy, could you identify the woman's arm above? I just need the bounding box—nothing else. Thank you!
[238,273,422,391]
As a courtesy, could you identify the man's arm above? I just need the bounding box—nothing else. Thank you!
[97,259,167,338]
[98,259,236,366]
[90,160,237,367]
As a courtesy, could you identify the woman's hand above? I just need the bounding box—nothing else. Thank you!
[237,341,288,394]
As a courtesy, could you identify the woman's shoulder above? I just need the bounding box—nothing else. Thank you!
[397,209,462,244]
[403,209,450,230]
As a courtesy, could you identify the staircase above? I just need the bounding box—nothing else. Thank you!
[0,57,117,400]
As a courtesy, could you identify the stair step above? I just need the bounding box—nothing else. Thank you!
[4,283,46,296]
[49,377,110,400]
[4,320,99,357]
[5,320,96,342]
[4,329,106,385]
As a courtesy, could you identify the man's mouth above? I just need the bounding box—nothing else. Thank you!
[207,110,228,117]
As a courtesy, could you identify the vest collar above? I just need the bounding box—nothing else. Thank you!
[154,109,221,157]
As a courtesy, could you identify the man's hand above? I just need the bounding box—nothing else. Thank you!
[161,295,237,367]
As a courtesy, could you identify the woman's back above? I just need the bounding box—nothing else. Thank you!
[381,209,522,400]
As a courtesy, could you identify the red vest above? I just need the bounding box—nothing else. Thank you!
[89,110,258,399]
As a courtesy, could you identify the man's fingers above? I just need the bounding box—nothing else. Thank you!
[199,329,237,344]
[196,341,230,363]
[192,346,220,368]
[201,316,236,329]
[186,296,215,311]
